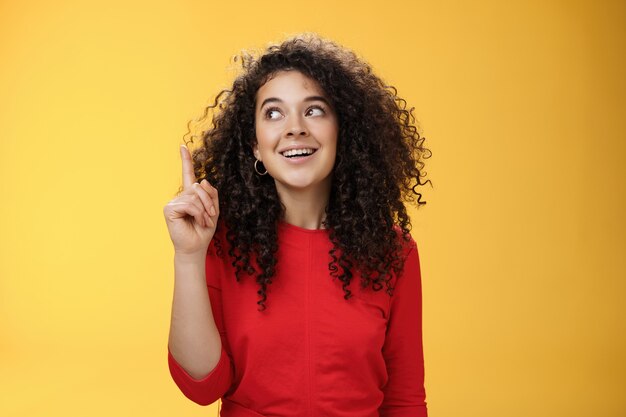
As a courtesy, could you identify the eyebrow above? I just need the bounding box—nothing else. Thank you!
[259,96,331,109]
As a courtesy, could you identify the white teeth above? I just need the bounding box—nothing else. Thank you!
[282,148,315,157]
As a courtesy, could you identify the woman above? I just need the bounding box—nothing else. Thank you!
[163,33,431,417]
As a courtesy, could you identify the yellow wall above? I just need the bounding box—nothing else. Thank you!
[1,1,624,416]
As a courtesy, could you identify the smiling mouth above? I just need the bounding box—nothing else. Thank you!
[280,148,318,158]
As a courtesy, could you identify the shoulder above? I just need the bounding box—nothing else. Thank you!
[391,225,418,257]
[388,225,421,290]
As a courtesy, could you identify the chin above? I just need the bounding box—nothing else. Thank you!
[276,180,317,190]
[274,176,331,192]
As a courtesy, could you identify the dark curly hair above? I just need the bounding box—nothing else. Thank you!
[182,33,431,311]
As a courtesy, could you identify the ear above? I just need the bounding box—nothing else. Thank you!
[252,142,261,161]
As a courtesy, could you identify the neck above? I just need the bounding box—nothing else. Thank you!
[275,182,331,230]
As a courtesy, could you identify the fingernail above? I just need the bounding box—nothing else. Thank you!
[209,206,216,216]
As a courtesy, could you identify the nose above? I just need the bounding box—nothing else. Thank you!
[284,115,309,138]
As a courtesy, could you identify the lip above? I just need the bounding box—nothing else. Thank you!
[277,144,319,154]
[281,153,315,164]
[279,148,318,164]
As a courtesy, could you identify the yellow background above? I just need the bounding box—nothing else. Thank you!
[1,1,624,416]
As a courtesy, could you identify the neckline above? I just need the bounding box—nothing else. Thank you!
[278,220,329,234]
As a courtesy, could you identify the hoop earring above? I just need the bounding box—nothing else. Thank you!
[254,159,268,176]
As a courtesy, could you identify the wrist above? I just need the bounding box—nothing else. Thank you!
[174,250,207,264]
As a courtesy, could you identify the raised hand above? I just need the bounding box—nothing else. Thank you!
[163,145,220,256]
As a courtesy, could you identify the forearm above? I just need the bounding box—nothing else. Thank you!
[168,252,222,380]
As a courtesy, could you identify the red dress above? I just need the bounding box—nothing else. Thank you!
[168,222,428,416]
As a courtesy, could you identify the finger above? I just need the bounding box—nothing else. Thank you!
[189,204,207,228]
[192,183,215,218]
[180,144,196,190]
[183,199,206,228]
[174,192,206,219]
[200,179,219,217]
[176,193,206,224]
[187,194,207,224]
[203,212,214,229]
[169,200,206,227]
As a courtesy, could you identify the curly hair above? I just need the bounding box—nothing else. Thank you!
[182,33,431,311]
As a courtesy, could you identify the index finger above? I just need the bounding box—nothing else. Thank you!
[180,144,196,189]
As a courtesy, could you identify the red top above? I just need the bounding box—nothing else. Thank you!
[168,222,428,417]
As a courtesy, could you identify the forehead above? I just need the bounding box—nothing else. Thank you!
[256,70,326,101]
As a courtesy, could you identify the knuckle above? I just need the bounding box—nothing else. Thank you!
[195,187,207,198]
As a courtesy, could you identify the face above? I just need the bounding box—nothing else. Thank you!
[253,70,338,196]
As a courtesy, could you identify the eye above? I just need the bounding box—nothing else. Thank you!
[264,106,283,120]
[306,105,326,117]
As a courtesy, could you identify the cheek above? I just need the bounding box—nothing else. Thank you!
[314,122,337,143]
[254,132,271,154]
[257,139,273,157]
[255,125,280,152]
[327,130,339,156]
[328,146,338,165]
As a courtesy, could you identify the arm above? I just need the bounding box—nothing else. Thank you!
[164,145,232,405]
[379,241,428,417]
[167,250,233,405]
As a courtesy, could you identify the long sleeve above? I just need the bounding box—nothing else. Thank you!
[167,338,232,405]
[167,241,235,406]
[379,241,428,417]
